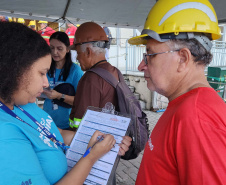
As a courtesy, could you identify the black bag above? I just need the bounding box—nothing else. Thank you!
[53,83,75,108]
[88,67,150,160]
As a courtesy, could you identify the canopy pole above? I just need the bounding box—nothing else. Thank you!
[62,0,71,19]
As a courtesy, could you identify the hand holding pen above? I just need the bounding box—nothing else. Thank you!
[83,135,104,158]
[83,131,116,160]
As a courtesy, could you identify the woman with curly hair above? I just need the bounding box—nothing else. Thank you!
[0,22,131,185]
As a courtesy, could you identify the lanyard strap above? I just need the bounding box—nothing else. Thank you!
[52,69,64,107]
[0,101,69,151]
[53,68,64,87]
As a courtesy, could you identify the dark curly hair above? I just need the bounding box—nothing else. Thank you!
[0,22,51,103]
[48,31,72,81]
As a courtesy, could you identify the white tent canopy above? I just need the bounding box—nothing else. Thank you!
[0,0,155,28]
[0,0,225,28]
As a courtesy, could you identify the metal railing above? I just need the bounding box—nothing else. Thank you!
[211,41,226,67]
[126,40,146,72]
[125,40,226,73]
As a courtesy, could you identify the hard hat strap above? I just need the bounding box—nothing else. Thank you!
[91,41,110,49]
[75,41,110,49]
[194,34,212,52]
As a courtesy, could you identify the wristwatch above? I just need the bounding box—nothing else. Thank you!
[60,94,65,102]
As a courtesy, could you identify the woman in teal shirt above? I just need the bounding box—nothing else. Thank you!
[0,22,131,185]
[43,31,83,129]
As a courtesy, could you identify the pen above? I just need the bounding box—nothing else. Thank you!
[83,135,104,158]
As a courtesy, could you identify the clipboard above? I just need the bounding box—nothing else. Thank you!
[66,102,131,185]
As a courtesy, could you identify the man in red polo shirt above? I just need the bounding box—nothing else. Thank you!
[65,23,77,46]
[38,20,55,45]
[66,23,78,63]
[129,0,226,184]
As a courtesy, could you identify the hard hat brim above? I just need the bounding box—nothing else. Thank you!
[128,34,148,45]
[128,29,180,45]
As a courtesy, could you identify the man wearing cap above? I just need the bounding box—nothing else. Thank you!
[69,22,119,129]
[0,15,7,22]
[128,0,226,184]
[65,23,77,46]
[28,20,36,31]
[37,20,55,45]
[69,22,132,185]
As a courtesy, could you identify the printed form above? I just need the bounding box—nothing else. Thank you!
[66,109,130,185]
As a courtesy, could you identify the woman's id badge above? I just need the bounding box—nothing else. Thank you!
[53,103,58,110]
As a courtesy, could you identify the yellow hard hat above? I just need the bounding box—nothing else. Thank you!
[129,0,221,46]
[28,21,35,26]
[17,18,25,24]
[38,20,48,24]
[8,17,12,22]
[76,24,80,27]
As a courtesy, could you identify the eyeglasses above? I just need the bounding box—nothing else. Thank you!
[143,50,180,65]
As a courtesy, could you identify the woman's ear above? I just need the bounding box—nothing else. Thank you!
[177,48,192,72]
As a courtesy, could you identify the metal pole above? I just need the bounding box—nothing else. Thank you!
[62,0,71,19]
[116,27,120,69]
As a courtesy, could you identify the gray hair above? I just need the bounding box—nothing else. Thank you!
[166,38,213,66]
[80,42,106,55]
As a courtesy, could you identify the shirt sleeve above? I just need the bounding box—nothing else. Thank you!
[70,73,102,120]
[71,64,84,92]
[0,124,50,185]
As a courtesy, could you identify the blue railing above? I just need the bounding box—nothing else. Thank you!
[126,40,226,73]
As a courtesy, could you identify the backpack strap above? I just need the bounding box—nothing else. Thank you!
[88,67,124,88]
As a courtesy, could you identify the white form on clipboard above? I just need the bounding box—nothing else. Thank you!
[66,107,131,185]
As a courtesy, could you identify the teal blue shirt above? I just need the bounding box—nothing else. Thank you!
[43,63,83,129]
[0,103,67,185]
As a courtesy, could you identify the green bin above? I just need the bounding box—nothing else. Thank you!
[207,66,226,98]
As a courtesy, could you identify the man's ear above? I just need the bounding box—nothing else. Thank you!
[177,48,192,72]
[86,47,92,58]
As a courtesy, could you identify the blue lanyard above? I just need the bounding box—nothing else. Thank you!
[53,69,64,88]
[52,69,63,108]
[0,101,69,152]
[53,69,56,87]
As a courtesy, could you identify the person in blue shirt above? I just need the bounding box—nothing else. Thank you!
[0,22,131,185]
[43,31,83,129]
